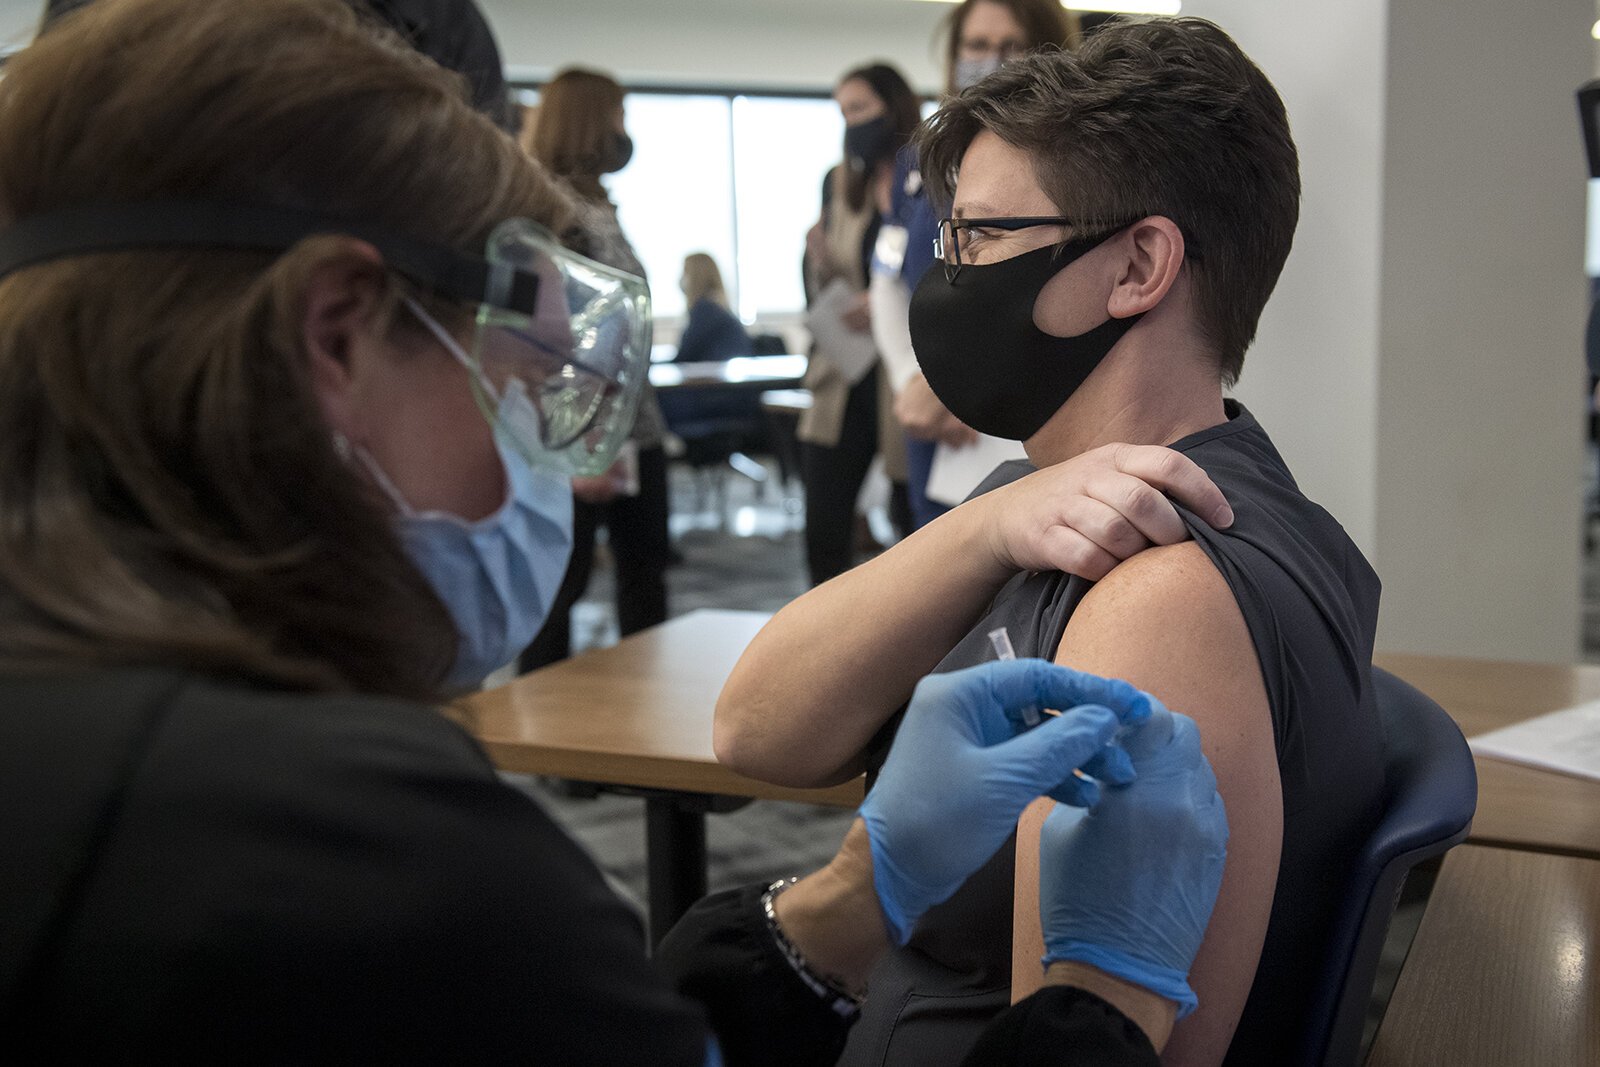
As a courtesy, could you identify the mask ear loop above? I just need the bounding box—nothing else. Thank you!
[402,295,502,403]
[348,439,419,518]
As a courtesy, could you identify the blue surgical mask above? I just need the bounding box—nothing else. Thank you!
[359,435,574,691]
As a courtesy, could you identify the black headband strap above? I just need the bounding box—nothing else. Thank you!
[0,201,540,314]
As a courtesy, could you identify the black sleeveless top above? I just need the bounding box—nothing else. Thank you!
[840,402,1384,1067]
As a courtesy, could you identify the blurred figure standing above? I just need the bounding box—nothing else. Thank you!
[800,62,921,585]
[871,0,1081,531]
[674,252,751,363]
[519,68,672,670]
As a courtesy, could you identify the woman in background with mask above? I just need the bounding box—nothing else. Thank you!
[520,67,673,671]
[872,0,1081,532]
[799,62,922,586]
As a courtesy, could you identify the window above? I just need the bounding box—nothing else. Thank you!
[519,83,845,329]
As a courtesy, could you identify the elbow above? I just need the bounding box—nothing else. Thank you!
[712,695,784,781]
[713,694,837,789]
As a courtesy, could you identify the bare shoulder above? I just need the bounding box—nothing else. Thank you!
[1069,541,1235,636]
[1057,546,1281,1065]
[1058,540,1269,755]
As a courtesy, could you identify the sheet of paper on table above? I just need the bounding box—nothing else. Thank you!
[926,434,1028,507]
[1469,699,1600,782]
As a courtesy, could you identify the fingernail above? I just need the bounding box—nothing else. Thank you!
[1213,502,1234,527]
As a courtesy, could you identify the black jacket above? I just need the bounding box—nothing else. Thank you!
[0,668,1157,1065]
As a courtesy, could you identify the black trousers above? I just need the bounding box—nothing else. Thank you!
[801,371,882,587]
[519,443,671,670]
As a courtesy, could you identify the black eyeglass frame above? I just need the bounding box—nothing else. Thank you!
[934,215,1196,280]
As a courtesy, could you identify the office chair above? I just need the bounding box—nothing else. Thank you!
[1295,667,1477,1066]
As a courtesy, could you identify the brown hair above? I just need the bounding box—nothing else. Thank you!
[525,67,626,204]
[837,62,923,213]
[0,0,575,699]
[941,0,1082,95]
[681,252,729,309]
[919,17,1300,383]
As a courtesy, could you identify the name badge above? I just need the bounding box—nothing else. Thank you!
[873,223,909,276]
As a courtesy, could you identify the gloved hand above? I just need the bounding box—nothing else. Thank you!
[1038,698,1228,1018]
[860,659,1154,945]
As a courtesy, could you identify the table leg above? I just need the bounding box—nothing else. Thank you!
[645,795,708,948]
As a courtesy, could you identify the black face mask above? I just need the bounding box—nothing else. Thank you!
[843,115,895,172]
[602,132,634,174]
[909,234,1144,441]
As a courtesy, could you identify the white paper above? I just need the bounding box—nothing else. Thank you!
[1469,699,1600,782]
[926,435,1028,507]
[805,278,878,386]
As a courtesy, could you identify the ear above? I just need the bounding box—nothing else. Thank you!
[299,240,389,445]
[1106,216,1186,319]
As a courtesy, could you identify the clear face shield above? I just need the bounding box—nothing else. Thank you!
[470,220,652,477]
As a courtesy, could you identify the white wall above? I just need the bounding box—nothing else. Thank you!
[1188,0,1388,556]
[1372,0,1589,661]
[0,0,39,49]
[480,0,948,93]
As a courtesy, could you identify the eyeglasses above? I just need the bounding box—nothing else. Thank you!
[934,216,1137,281]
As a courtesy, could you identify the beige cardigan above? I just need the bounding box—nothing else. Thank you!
[798,167,907,481]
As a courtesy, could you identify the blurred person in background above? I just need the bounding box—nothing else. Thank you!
[800,62,921,585]
[872,0,1081,532]
[520,67,673,671]
[675,251,751,363]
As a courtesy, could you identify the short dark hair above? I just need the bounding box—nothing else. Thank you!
[919,18,1300,383]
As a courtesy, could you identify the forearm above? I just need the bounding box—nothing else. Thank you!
[655,822,884,1067]
[714,499,1017,785]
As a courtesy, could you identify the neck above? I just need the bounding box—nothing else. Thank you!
[1024,331,1228,466]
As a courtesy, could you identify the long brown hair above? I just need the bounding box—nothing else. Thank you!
[0,0,576,699]
[941,0,1083,95]
[525,67,626,204]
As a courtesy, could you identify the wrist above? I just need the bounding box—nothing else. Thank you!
[941,488,1020,581]
[1042,961,1178,1052]
[771,820,887,996]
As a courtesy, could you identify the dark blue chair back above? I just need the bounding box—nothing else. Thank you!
[1298,667,1477,1066]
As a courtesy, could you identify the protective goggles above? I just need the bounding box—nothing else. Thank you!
[0,202,652,477]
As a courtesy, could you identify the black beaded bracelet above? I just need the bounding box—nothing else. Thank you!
[761,878,862,1020]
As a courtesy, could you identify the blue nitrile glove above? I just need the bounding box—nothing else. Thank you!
[860,659,1155,946]
[1038,699,1228,1018]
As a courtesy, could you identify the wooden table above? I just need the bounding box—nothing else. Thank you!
[454,609,859,943]
[1375,653,1600,860]
[1366,844,1600,1065]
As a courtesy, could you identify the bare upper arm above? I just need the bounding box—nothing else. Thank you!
[1012,542,1281,1067]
